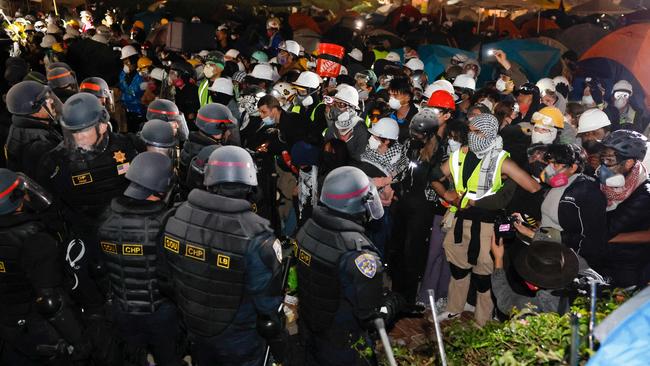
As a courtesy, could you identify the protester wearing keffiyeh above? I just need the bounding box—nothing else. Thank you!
[468,113,504,199]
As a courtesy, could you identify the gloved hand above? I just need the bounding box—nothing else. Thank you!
[377,293,424,326]
[257,312,287,363]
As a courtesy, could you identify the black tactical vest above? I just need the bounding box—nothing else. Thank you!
[179,131,215,184]
[48,132,137,219]
[163,189,271,337]
[295,207,377,333]
[5,115,61,173]
[0,214,46,324]
[98,197,170,314]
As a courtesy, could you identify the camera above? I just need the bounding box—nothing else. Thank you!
[494,213,518,240]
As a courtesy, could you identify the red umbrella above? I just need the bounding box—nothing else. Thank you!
[387,5,422,31]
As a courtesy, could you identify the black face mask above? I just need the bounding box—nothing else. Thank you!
[410,139,425,150]
[210,92,232,106]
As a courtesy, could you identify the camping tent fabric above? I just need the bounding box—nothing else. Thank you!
[480,39,561,82]
[581,23,650,108]
[395,45,477,82]
[530,36,569,55]
[480,17,522,38]
[557,23,609,56]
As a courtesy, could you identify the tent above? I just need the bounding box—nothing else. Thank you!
[520,17,560,38]
[479,39,562,83]
[480,17,522,38]
[569,0,635,16]
[557,23,609,56]
[288,13,321,35]
[293,28,322,55]
[395,45,477,82]
[580,23,650,108]
[529,36,569,55]
[387,5,422,31]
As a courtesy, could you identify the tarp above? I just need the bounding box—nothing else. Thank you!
[569,0,635,16]
[479,39,561,82]
[581,23,650,108]
[557,23,609,56]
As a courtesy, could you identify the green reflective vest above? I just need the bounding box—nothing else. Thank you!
[448,149,509,210]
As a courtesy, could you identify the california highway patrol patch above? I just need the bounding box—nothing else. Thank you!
[355,253,377,278]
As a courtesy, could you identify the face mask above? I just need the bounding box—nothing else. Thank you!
[531,128,557,145]
[388,96,401,110]
[448,139,462,153]
[582,95,595,106]
[410,139,425,150]
[262,116,275,126]
[358,89,369,101]
[468,131,493,157]
[123,65,131,74]
[368,136,381,150]
[139,71,149,78]
[541,165,569,188]
[465,69,476,78]
[278,54,289,65]
[598,165,626,187]
[614,98,627,109]
[237,62,245,72]
[327,107,343,123]
[203,65,215,79]
[173,78,185,88]
[495,78,507,92]
[301,95,314,107]
[519,102,530,117]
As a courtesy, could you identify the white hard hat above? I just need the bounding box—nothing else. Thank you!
[46,23,61,34]
[272,82,296,100]
[612,80,633,95]
[369,117,399,140]
[552,76,570,87]
[40,34,56,48]
[348,48,363,62]
[453,73,476,91]
[334,84,359,109]
[209,77,234,95]
[293,71,321,89]
[224,49,240,60]
[424,79,456,99]
[249,63,274,81]
[150,68,168,81]
[536,78,556,97]
[339,65,348,76]
[405,58,424,72]
[279,40,300,57]
[385,51,401,63]
[577,108,611,134]
[120,45,138,60]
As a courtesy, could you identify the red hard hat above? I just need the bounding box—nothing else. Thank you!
[427,90,456,111]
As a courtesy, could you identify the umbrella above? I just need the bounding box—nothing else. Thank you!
[480,17,522,38]
[557,23,609,56]
[569,0,635,16]
[387,5,422,31]
[580,23,650,108]
[395,44,477,82]
[520,17,560,37]
[367,29,406,48]
[293,28,322,55]
[289,13,321,35]
[480,39,562,82]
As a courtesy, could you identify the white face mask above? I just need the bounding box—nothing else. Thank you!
[495,78,507,92]
[388,96,401,110]
[605,174,626,188]
[582,95,595,107]
[614,98,627,109]
[531,128,557,145]
[368,136,381,150]
[301,95,313,107]
[237,62,245,72]
[448,139,462,153]
[123,65,130,74]
[465,69,476,78]
[203,65,215,79]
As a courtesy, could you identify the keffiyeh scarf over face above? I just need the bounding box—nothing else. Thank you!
[468,113,504,199]
[602,160,646,211]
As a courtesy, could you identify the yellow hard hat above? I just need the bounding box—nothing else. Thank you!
[67,19,79,28]
[133,20,145,30]
[52,42,64,53]
[532,106,564,129]
[137,56,153,71]
[160,18,169,26]
[187,58,202,68]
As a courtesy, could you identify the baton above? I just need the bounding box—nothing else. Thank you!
[374,318,397,366]
[588,281,598,350]
[428,289,448,366]
[569,313,580,366]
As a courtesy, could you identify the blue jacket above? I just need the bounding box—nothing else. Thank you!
[119,71,145,115]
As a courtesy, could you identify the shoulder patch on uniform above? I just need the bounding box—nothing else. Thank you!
[354,253,377,278]
[122,243,143,256]
[272,239,283,263]
[116,162,130,175]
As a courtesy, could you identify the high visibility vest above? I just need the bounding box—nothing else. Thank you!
[291,102,324,123]
[372,49,389,61]
[448,149,509,210]
[198,79,212,107]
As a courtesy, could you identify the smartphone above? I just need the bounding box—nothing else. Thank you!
[487,49,495,56]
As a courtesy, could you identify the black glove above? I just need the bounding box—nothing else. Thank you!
[377,293,424,326]
[256,313,287,363]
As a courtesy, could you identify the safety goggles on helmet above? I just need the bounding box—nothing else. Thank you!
[354,73,370,85]
[613,91,630,100]
[518,83,537,95]
[324,95,351,110]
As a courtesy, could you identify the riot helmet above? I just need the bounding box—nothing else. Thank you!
[124,152,173,200]
[320,166,383,220]
[6,80,62,121]
[0,168,53,214]
[146,99,189,140]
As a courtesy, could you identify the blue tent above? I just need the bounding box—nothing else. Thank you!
[479,39,562,84]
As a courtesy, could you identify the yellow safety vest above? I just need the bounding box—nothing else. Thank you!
[198,79,212,107]
[448,149,509,209]
[291,102,324,122]
[372,49,389,61]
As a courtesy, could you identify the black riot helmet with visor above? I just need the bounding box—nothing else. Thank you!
[146,98,189,141]
[319,166,384,221]
[60,92,111,157]
[6,80,62,122]
[0,168,53,215]
[80,77,115,113]
[139,119,178,157]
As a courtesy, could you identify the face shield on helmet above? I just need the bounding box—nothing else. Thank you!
[1,173,54,213]
[363,181,384,220]
[63,123,109,157]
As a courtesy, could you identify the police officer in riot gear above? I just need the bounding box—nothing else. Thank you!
[37,92,138,365]
[0,168,91,365]
[185,144,219,192]
[98,152,182,366]
[296,166,403,366]
[145,99,190,142]
[139,119,179,162]
[161,145,285,366]
[5,80,62,178]
[178,103,238,194]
